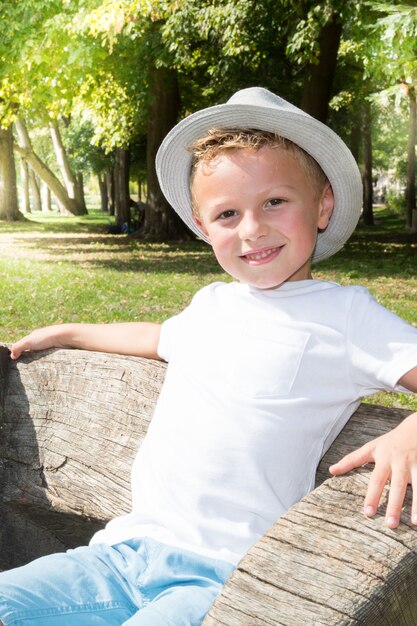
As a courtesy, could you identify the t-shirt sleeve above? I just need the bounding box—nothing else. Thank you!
[157,312,185,362]
[347,287,417,393]
[156,283,219,362]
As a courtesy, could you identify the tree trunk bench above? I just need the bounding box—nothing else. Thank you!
[1,345,416,625]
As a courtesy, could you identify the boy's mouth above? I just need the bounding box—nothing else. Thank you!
[240,246,282,265]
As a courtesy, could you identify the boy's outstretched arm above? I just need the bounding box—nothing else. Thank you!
[10,322,162,361]
[330,365,417,529]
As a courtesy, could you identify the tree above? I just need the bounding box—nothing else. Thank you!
[404,83,416,230]
[300,15,343,121]
[367,2,417,230]
[19,158,30,213]
[14,118,85,216]
[29,169,42,212]
[2,0,391,235]
[362,100,374,225]
[49,120,80,207]
[0,0,370,232]
[284,1,356,121]
[76,1,191,236]
[0,1,91,218]
[142,66,185,239]
[0,124,21,220]
[80,0,359,238]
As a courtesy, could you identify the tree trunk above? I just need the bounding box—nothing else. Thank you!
[49,120,77,200]
[41,182,51,212]
[98,173,108,212]
[349,113,361,164]
[300,15,342,122]
[114,148,131,227]
[405,85,416,231]
[143,67,191,239]
[14,118,85,216]
[75,172,87,213]
[20,158,30,213]
[105,168,115,216]
[362,101,374,226]
[0,125,21,220]
[29,169,42,212]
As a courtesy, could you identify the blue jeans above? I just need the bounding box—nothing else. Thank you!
[0,538,235,626]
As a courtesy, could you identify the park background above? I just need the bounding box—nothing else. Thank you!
[0,0,416,411]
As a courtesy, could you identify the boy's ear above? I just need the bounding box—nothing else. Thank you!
[192,214,210,239]
[318,183,334,230]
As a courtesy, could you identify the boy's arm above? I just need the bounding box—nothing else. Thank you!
[10,322,162,361]
[398,365,417,393]
[330,364,417,529]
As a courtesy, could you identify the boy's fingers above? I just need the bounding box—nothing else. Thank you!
[363,463,390,518]
[329,442,374,475]
[411,468,417,525]
[10,344,22,360]
[384,466,409,528]
[10,336,33,360]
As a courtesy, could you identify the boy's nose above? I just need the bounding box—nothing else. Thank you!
[238,211,266,241]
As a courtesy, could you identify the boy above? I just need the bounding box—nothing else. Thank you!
[1,87,417,626]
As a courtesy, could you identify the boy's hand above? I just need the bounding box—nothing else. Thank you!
[11,326,67,360]
[329,412,417,528]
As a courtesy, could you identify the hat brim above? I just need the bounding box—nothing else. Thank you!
[156,100,362,262]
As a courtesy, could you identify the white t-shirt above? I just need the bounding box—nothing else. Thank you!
[91,280,417,565]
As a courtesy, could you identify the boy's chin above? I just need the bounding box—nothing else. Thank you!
[237,276,287,290]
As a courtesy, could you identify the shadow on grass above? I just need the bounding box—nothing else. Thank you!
[319,236,417,280]
[6,234,221,275]
[10,233,417,279]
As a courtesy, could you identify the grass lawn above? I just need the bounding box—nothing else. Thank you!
[1,206,416,411]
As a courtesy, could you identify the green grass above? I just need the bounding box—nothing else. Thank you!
[0,207,113,233]
[0,210,228,334]
[1,206,416,411]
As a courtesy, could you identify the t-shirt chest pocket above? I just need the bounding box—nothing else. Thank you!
[227,321,310,398]
[176,314,310,399]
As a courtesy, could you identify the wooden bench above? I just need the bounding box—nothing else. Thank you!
[1,345,417,625]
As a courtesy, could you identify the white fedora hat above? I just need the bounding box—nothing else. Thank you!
[156,87,362,262]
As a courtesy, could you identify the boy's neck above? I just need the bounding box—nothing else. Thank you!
[243,275,316,291]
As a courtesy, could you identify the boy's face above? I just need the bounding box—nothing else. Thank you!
[192,146,334,289]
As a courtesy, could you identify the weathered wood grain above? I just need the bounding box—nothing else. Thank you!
[1,346,416,624]
[0,347,166,566]
[205,470,417,625]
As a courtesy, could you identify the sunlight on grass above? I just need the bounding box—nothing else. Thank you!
[0,210,228,339]
[0,208,114,233]
[1,206,416,410]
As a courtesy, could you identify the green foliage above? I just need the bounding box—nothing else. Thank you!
[385,190,406,216]
[0,0,148,147]
[75,73,144,151]
[0,1,89,124]
[0,0,414,216]
[370,91,409,175]
[285,0,362,66]
[367,2,417,84]
[62,117,112,174]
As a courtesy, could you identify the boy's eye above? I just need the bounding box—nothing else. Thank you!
[266,198,284,208]
[217,209,238,220]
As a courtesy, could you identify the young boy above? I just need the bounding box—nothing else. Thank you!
[2,87,417,626]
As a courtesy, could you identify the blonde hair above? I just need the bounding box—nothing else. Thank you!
[189,128,329,215]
